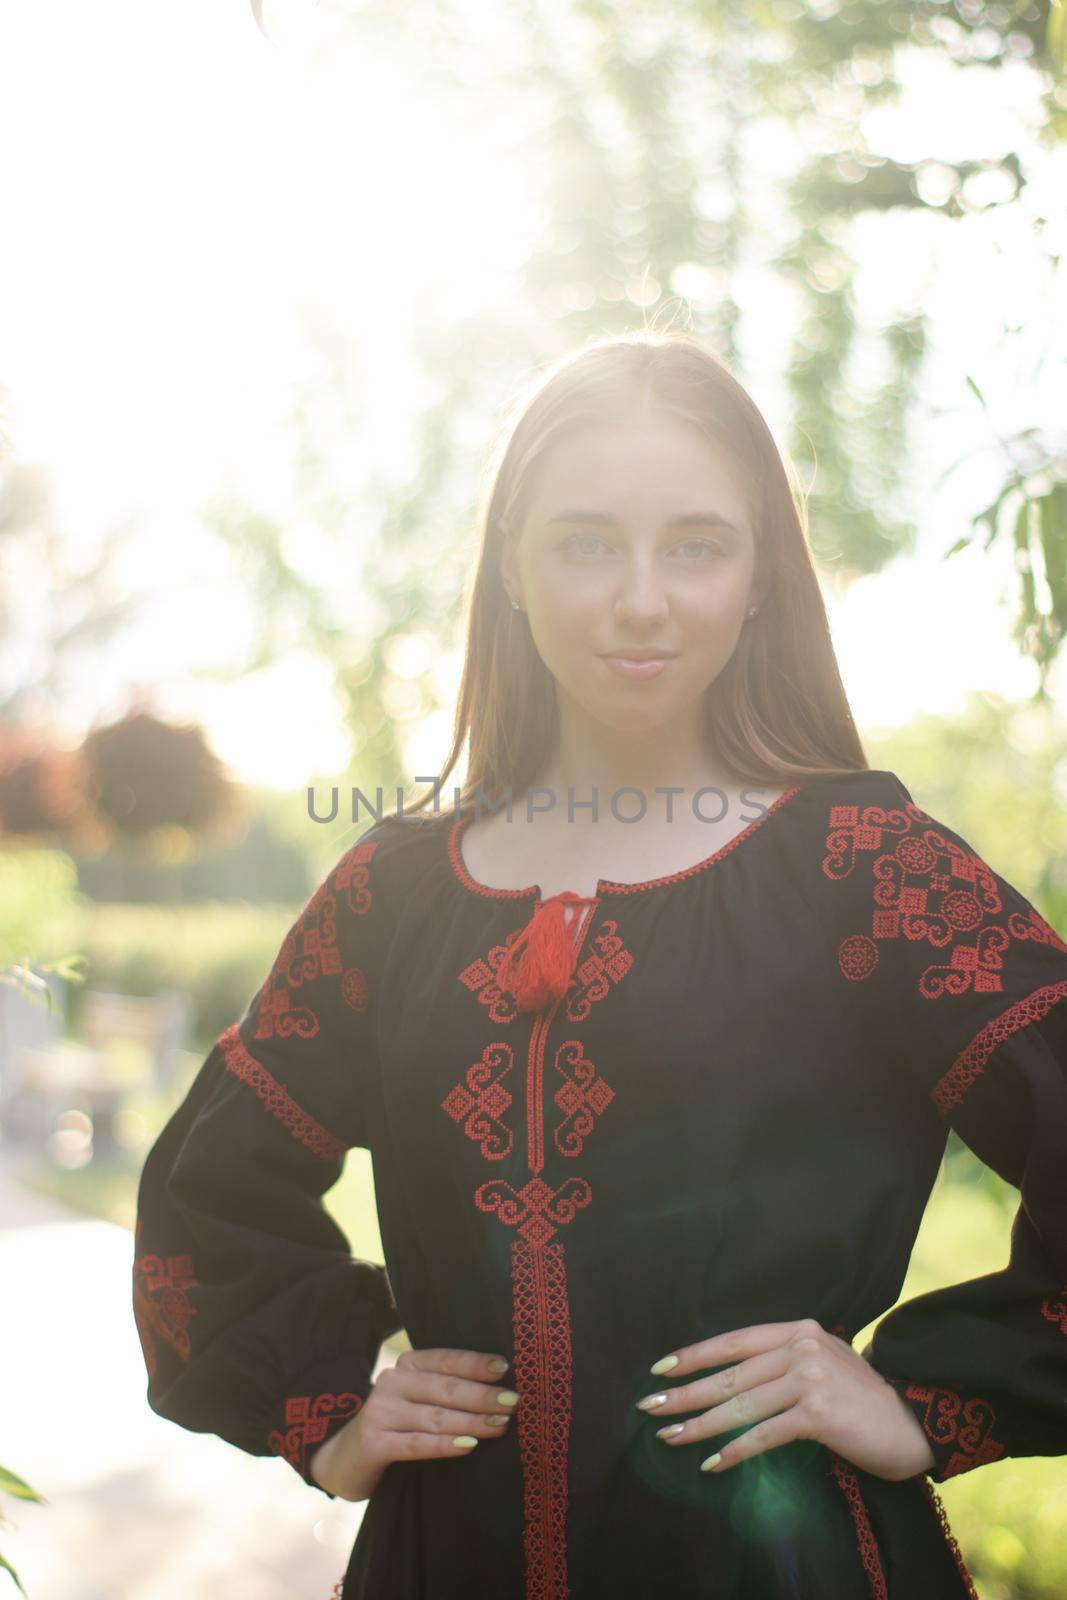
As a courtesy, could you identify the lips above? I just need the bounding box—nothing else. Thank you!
[600,653,676,680]
[600,651,678,663]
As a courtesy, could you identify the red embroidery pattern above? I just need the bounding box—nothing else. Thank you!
[822,799,1023,1001]
[459,934,527,1024]
[254,840,379,1042]
[931,979,1067,1114]
[552,1040,615,1157]
[914,1478,981,1600]
[564,920,634,1021]
[459,916,635,1028]
[824,797,1067,1114]
[513,1238,572,1600]
[445,902,611,1600]
[218,1023,347,1164]
[442,1043,516,1159]
[341,966,370,1012]
[828,1454,887,1600]
[132,1218,199,1375]
[1040,1285,1067,1336]
[267,1390,363,1477]
[898,1382,1005,1478]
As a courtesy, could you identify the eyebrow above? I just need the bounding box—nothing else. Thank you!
[544,509,741,533]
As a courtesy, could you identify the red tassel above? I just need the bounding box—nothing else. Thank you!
[495,891,598,1013]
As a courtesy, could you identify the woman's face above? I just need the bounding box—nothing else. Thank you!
[500,415,761,737]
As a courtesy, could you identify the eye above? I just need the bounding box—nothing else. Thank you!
[675,538,724,560]
[560,534,612,558]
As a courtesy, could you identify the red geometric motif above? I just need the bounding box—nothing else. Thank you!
[254,839,380,1043]
[459,935,527,1024]
[132,1217,199,1375]
[441,1042,516,1159]
[475,1174,593,1247]
[564,919,633,1022]
[266,1390,364,1476]
[821,799,1024,1001]
[445,899,621,1600]
[552,1040,615,1157]
[218,1023,347,1164]
[513,1238,572,1600]
[896,1382,1005,1479]
[823,798,1067,1116]
[828,1454,888,1600]
[930,979,1067,1115]
[1041,1286,1067,1337]
[459,916,634,1027]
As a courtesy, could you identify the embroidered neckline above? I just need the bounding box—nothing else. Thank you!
[446,782,807,900]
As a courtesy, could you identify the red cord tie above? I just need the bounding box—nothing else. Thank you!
[495,891,598,1013]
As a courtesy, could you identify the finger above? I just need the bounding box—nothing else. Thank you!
[384,1365,520,1416]
[637,1348,789,1420]
[397,1348,512,1380]
[650,1320,814,1378]
[698,1407,804,1474]
[385,1429,494,1463]
[658,1374,801,1446]
[393,1402,514,1439]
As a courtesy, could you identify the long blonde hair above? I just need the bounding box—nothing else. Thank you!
[400,331,869,822]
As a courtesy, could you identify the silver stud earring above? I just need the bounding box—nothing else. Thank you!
[510,598,522,611]
[747,606,758,617]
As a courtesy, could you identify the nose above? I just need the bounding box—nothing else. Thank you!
[612,554,670,626]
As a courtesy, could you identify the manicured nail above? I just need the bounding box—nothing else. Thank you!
[650,1355,679,1376]
[699,1453,722,1471]
[487,1357,509,1374]
[636,1392,668,1411]
[488,1414,510,1426]
[657,1424,685,1440]
[453,1436,478,1448]
[497,1390,520,1407]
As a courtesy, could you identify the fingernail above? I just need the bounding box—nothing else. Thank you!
[636,1392,668,1411]
[453,1436,478,1448]
[657,1424,684,1439]
[699,1453,722,1471]
[487,1357,509,1374]
[496,1390,520,1407]
[650,1355,679,1375]
[488,1414,510,1426]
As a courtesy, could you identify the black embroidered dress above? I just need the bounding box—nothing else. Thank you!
[132,769,1067,1599]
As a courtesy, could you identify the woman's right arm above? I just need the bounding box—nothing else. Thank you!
[131,824,404,1497]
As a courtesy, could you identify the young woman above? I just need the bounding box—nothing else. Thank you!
[132,334,1067,1599]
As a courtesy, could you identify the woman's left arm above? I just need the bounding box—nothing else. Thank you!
[639,773,1067,1484]
[860,993,1067,1482]
[829,772,1067,1483]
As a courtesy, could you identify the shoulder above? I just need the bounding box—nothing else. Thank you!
[327,808,451,905]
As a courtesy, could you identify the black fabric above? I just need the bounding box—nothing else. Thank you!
[131,769,1067,1596]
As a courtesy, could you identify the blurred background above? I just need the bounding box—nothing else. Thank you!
[1,0,1065,1596]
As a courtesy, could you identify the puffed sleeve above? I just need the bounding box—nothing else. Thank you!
[131,820,403,1497]
[820,771,1067,1482]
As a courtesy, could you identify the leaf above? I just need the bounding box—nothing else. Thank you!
[0,1465,48,1505]
[0,1555,25,1593]
[942,534,973,559]
[965,374,990,412]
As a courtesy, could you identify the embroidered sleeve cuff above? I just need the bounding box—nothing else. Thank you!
[882,1376,1008,1483]
[265,1355,376,1495]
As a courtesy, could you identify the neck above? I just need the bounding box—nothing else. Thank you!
[527,702,743,824]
